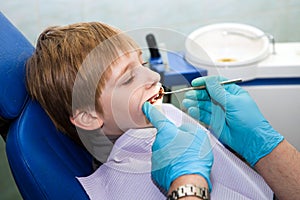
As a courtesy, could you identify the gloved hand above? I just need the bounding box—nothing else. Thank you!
[182,76,284,166]
[142,102,213,192]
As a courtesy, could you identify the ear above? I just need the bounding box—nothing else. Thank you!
[70,110,103,131]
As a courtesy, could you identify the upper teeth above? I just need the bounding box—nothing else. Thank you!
[148,87,164,104]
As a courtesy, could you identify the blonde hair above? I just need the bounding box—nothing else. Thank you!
[26,22,139,145]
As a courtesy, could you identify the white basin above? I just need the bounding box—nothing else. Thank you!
[185,23,272,80]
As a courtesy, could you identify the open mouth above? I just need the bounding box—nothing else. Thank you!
[147,87,164,104]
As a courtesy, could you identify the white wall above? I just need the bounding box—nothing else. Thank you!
[2,0,300,48]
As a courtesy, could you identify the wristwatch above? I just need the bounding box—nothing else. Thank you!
[167,184,210,200]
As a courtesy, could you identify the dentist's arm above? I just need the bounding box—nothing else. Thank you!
[183,76,300,199]
[254,139,300,200]
[142,102,213,199]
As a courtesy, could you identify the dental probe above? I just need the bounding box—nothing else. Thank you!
[163,78,243,95]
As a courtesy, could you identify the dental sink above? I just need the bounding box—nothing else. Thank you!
[185,23,273,80]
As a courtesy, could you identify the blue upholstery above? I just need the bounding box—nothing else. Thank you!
[0,12,34,120]
[1,12,93,199]
[6,100,92,199]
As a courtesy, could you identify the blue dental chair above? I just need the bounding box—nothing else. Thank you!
[0,12,93,199]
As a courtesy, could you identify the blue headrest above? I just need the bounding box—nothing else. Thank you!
[6,100,92,199]
[0,12,34,120]
[1,12,93,199]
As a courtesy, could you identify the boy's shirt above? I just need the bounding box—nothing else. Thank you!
[77,104,273,200]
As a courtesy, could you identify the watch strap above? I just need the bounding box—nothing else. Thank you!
[167,184,210,200]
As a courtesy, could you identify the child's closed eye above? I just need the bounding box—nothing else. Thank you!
[142,62,148,67]
[123,75,134,85]
[122,62,147,85]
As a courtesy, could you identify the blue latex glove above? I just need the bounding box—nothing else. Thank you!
[182,76,284,166]
[142,102,213,192]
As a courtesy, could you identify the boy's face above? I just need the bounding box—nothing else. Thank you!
[99,50,162,136]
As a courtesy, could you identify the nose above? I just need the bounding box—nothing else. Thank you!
[140,67,161,89]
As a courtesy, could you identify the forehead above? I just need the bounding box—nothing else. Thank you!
[90,46,141,83]
[108,49,142,77]
[114,50,142,64]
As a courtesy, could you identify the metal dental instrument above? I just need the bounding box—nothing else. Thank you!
[163,78,243,95]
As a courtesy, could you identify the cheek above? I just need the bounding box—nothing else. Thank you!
[110,85,149,129]
[109,90,142,128]
[128,92,149,126]
[111,94,131,119]
[128,92,141,115]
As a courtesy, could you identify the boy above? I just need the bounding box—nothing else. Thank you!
[26,22,161,161]
[26,22,274,199]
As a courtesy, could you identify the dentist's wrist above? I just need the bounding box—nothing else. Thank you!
[168,174,209,198]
